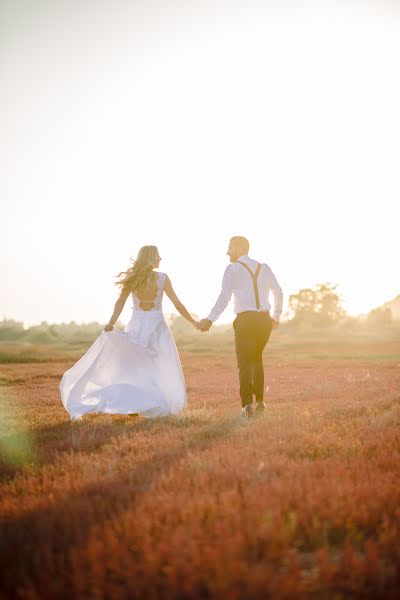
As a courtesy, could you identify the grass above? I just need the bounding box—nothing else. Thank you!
[0,347,399,598]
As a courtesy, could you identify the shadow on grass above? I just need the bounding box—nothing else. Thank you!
[0,409,224,482]
[0,411,245,596]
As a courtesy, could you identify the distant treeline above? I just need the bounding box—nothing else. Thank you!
[0,320,105,344]
[1,283,398,345]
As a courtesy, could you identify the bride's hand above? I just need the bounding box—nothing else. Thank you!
[192,320,201,330]
[104,323,114,332]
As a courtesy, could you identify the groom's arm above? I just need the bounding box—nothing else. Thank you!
[205,266,234,326]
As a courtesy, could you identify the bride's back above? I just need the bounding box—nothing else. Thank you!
[134,271,160,311]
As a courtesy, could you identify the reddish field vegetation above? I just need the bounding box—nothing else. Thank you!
[0,349,399,598]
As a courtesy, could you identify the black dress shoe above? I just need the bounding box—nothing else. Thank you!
[241,404,253,419]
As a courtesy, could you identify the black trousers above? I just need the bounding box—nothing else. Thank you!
[233,311,273,407]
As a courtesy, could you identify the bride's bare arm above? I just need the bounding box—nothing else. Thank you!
[104,288,131,331]
[164,275,198,327]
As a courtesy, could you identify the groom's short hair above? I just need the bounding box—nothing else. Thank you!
[230,236,250,253]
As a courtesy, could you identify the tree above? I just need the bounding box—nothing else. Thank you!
[24,322,56,344]
[0,319,24,341]
[366,307,392,329]
[287,283,345,328]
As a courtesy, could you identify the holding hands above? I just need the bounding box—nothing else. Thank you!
[197,318,212,333]
[184,318,212,332]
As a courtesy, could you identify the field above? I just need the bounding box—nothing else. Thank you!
[0,339,399,599]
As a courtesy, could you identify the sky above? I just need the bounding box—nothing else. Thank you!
[1,0,399,327]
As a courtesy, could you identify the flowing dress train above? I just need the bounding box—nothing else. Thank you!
[59,272,186,420]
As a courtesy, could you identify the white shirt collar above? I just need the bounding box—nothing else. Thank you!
[237,254,250,262]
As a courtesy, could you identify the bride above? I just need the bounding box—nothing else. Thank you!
[60,246,199,420]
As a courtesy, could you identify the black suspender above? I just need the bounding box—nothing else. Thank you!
[237,261,262,310]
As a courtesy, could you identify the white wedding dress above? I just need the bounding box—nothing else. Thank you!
[60,272,186,420]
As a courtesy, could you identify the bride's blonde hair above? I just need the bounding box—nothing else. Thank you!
[116,245,159,293]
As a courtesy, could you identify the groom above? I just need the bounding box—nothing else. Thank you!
[199,236,283,418]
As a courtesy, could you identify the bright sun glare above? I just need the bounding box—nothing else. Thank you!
[1,1,399,325]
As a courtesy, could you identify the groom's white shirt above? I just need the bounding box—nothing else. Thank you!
[207,255,283,323]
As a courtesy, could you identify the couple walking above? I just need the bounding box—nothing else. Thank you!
[60,236,283,420]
